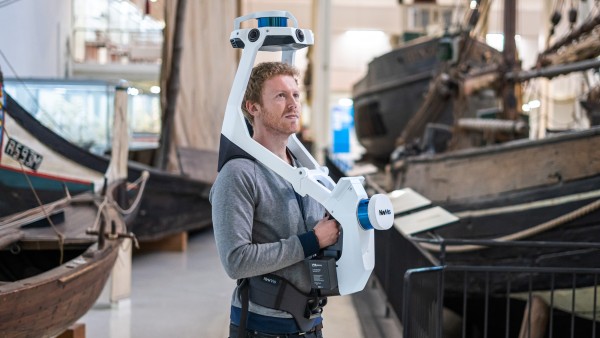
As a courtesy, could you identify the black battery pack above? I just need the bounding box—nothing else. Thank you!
[307,257,338,290]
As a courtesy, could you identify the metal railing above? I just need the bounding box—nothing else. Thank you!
[373,227,435,322]
[399,239,600,338]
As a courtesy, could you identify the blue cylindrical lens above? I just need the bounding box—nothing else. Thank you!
[257,17,288,28]
[357,199,373,230]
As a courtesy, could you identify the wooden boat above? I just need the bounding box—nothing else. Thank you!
[342,8,600,324]
[345,1,600,335]
[0,80,140,337]
[352,35,503,162]
[1,1,231,242]
[0,191,125,337]
[1,92,214,241]
[397,132,600,300]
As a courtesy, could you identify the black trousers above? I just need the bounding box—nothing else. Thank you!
[229,323,324,338]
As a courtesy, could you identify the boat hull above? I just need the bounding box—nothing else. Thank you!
[0,243,119,337]
[390,128,600,292]
[2,93,213,241]
[0,198,122,338]
[0,166,94,216]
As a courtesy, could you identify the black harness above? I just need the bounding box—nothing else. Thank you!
[238,274,328,333]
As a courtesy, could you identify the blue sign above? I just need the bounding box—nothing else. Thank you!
[331,104,353,153]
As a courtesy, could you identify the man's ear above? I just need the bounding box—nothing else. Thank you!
[245,101,259,117]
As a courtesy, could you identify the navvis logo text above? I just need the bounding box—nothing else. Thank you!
[378,209,392,216]
[262,277,278,285]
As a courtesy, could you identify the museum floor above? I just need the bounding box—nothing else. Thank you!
[79,228,402,338]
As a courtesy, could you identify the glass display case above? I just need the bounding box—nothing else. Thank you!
[4,78,161,155]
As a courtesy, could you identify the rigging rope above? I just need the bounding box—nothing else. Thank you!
[365,173,600,254]
[112,171,150,216]
[417,197,600,253]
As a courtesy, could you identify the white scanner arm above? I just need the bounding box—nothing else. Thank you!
[222,11,393,295]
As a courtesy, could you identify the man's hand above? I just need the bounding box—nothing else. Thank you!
[313,214,340,248]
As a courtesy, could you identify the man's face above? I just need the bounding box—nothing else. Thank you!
[250,74,301,137]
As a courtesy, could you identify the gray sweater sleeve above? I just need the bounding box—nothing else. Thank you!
[210,159,307,280]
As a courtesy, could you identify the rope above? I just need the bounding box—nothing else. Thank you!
[417,198,600,253]
[91,197,109,232]
[111,171,150,215]
[363,174,600,254]
[20,166,66,263]
[363,0,599,258]
[366,175,383,192]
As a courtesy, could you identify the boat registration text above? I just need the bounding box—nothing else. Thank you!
[4,137,43,170]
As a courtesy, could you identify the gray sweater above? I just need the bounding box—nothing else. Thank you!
[210,158,325,318]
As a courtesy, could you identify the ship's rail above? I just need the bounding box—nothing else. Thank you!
[404,265,600,338]
[394,239,600,338]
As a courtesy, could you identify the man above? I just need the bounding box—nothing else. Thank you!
[210,62,340,338]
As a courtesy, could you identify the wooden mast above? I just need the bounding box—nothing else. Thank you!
[156,0,187,171]
[502,0,518,121]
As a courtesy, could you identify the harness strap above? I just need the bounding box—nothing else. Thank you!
[248,274,326,332]
[238,278,250,338]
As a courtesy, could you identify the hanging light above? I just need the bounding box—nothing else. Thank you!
[528,99,541,109]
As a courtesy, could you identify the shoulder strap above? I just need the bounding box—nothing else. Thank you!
[218,134,256,172]
[217,131,296,172]
[237,278,249,338]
